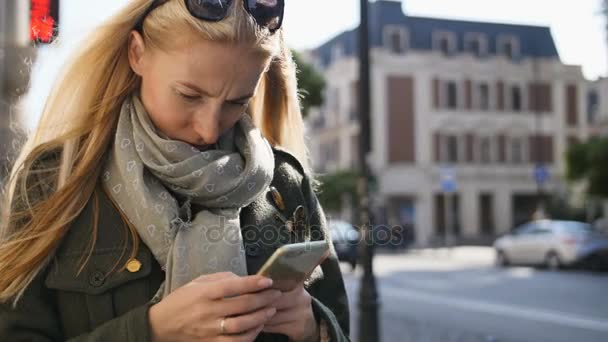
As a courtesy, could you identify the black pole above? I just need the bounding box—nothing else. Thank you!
[357,0,380,341]
[532,59,545,214]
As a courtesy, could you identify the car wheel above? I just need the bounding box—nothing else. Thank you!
[545,252,561,271]
[496,250,509,267]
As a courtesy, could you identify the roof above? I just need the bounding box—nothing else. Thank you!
[313,0,560,67]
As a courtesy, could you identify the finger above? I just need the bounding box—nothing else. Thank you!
[183,272,237,288]
[264,307,301,326]
[206,275,273,300]
[273,287,309,311]
[220,289,282,317]
[195,272,237,283]
[221,307,276,335]
[270,293,291,311]
[219,325,264,342]
[280,283,304,297]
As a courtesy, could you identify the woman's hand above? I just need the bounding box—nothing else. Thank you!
[148,272,282,342]
[262,284,320,342]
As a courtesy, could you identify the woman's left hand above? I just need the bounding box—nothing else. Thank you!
[262,284,319,342]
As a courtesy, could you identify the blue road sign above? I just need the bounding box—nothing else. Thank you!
[440,166,457,193]
[534,165,550,185]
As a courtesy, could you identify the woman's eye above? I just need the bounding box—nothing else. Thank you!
[178,92,200,101]
[233,101,250,108]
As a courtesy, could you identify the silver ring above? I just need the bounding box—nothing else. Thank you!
[220,317,227,335]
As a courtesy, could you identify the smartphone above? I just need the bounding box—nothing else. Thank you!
[256,241,330,292]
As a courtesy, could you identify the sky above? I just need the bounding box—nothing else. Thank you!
[23,0,608,129]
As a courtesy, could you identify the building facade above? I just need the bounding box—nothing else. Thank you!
[306,0,596,246]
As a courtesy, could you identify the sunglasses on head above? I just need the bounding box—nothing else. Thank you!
[135,0,284,33]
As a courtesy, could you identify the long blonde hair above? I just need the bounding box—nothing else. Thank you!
[0,0,307,305]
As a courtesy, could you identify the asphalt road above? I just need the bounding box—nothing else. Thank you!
[341,247,608,342]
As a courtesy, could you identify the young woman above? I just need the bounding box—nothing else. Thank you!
[0,1,350,341]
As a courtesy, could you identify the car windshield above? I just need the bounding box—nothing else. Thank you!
[553,221,593,234]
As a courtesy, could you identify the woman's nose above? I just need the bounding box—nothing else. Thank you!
[193,105,222,145]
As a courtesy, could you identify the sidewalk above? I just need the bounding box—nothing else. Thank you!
[368,246,496,276]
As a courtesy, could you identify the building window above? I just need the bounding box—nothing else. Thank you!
[504,42,515,59]
[434,31,457,56]
[446,135,459,163]
[511,86,522,112]
[330,87,340,115]
[384,25,408,54]
[439,38,450,55]
[476,83,491,110]
[479,193,495,234]
[497,35,520,60]
[321,139,340,170]
[445,81,459,109]
[528,83,553,113]
[510,138,525,164]
[464,33,487,57]
[438,134,460,163]
[479,137,494,164]
[587,90,599,124]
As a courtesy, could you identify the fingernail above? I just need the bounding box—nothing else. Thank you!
[259,278,273,287]
[266,308,277,317]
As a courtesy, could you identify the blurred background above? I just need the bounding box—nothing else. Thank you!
[1,0,608,341]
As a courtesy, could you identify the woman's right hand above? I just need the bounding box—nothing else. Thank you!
[148,272,281,342]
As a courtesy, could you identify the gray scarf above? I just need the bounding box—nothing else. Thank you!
[102,94,275,303]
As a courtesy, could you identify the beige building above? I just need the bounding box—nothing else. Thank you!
[305,1,596,246]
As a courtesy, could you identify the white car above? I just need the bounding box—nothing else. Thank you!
[494,220,608,270]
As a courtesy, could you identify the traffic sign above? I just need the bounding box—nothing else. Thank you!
[30,0,60,44]
[534,165,550,185]
[440,166,457,193]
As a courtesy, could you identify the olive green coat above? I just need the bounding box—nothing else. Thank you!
[0,147,350,341]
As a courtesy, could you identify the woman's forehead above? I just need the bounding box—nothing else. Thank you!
[154,40,270,95]
[162,38,269,69]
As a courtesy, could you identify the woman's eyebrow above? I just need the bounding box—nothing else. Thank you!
[228,93,254,103]
[176,81,253,102]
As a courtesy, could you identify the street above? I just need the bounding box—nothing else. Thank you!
[342,247,608,342]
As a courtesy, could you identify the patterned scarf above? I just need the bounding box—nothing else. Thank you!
[102,94,274,303]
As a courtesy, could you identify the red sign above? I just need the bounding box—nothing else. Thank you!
[30,0,59,44]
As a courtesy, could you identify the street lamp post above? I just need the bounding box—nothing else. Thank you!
[356,0,380,341]
[532,59,546,217]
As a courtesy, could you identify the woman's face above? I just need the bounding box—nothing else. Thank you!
[128,31,270,149]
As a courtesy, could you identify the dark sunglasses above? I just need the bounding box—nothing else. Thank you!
[135,0,284,33]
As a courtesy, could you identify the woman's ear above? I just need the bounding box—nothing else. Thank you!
[128,30,147,76]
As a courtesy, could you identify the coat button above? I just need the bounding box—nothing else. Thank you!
[269,186,286,211]
[126,258,142,273]
[245,243,261,257]
[89,270,106,287]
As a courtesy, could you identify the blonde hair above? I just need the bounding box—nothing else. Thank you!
[0,0,308,306]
